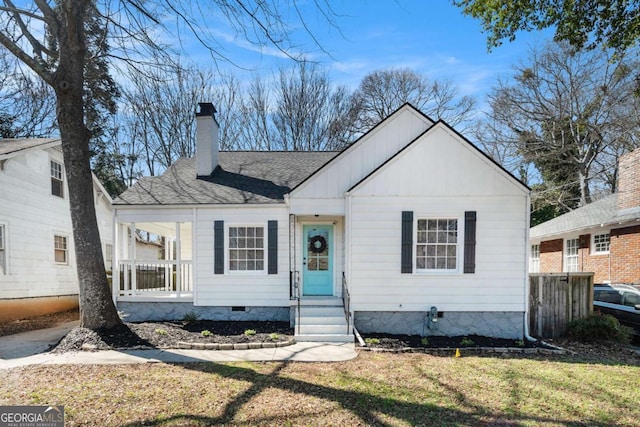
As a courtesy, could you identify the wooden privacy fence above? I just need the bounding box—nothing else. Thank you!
[529,273,594,339]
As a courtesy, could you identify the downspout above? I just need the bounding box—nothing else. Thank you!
[523,193,537,342]
[345,191,354,334]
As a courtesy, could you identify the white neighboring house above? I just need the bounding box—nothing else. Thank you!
[0,138,113,322]
[113,103,530,341]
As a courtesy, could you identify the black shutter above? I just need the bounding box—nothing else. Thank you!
[214,220,224,274]
[268,220,278,274]
[401,211,413,273]
[464,211,477,274]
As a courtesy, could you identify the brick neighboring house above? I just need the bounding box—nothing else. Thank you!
[530,148,640,285]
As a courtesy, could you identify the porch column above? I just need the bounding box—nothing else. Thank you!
[129,223,137,294]
[112,211,118,302]
[175,222,182,297]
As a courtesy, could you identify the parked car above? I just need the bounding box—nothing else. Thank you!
[593,284,640,335]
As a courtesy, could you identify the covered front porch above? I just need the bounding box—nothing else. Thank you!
[114,220,193,301]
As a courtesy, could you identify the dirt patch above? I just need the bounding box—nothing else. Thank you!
[53,320,293,352]
[547,338,640,365]
[0,309,78,337]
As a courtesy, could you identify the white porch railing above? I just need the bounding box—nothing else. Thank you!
[118,260,193,297]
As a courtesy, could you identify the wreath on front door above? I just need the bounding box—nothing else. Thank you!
[309,235,327,253]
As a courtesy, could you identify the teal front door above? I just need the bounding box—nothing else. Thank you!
[303,225,333,296]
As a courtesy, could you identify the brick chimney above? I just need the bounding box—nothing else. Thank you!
[196,102,219,177]
[618,148,640,211]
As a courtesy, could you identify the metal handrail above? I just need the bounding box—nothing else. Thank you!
[294,270,301,335]
[342,272,352,334]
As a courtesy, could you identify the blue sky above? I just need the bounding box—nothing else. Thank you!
[181,1,554,104]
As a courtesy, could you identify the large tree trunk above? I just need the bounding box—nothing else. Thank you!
[577,164,592,207]
[54,0,121,330]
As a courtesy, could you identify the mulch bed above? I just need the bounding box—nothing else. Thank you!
[6,310,639,365]
[53,320,293,352]
[359,333,541,350]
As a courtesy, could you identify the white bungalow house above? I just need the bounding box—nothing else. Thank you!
[0,138,113,322]
[113,103,530,341]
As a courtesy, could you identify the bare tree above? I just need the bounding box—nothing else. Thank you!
[479,41,640,213]
[209,74,244,151]
[350,68,476,135]
[273,61,354,151]
[0,0,343,329]
[239,76,274,150]
[0,48,56,137]
[228,62,354,152]
[122,61,214,174]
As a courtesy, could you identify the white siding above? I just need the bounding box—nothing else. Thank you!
[289,105,432,214]
[194,206,291,307]
[0,146,113,299]
[352,125,527,197]
[347,123,529,313]
[349,195,528,312]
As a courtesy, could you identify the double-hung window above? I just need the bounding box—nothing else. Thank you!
[416,218,458,271]
[54,235,68,264]
[51,160,64,198]
[228,226,264,272]
[530,244,540,273]
[592,233,610,254]
[564,238,579,272]
[0,224,5,274]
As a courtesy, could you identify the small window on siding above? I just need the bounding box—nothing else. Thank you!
[416,218,458,271]
[54,235,68,264]
[592,233,610,254]
[228,226,264,272]
[564,238,579,272]
[0,224,6,274]
[51,160,64,198]
[530,244,540,273]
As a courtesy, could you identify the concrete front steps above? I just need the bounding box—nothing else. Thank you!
[294,297,353,343]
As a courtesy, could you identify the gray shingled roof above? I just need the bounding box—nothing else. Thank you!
[0,138,60,157]
[115,151,338,205]
[530,194,640,238]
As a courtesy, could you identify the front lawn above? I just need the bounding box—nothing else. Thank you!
[1,352,638,426]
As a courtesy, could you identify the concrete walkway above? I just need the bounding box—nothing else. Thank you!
[0,320,79,359]
[0,323,358,369]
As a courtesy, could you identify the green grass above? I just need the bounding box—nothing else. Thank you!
[1,353,638,426]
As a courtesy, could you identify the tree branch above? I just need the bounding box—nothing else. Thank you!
[3,0,55,59]
[0,31,53,84]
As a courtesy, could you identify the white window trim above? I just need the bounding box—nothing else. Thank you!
[104,242,113,272]
[591,232,610,255]
[225,223,267,275]
[0,222,7,275]
[54,233,70,266]
[530,244,540,273]
[563,237,579,273]
[50,158,65,199]
[413,215,463,275]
